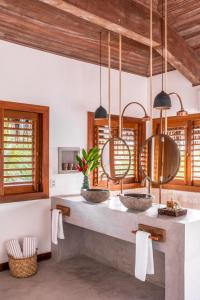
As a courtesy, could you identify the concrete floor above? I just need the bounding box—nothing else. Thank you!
[0,256,165,300]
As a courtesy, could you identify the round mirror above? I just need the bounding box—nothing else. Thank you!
[101,137,131,181]
[139,134,180,184]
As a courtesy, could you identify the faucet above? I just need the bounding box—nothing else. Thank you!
[142,176,151,195]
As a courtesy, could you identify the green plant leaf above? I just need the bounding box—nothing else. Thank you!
[88,148,96,160]
[82,148,88,161]
[76,155,83,168]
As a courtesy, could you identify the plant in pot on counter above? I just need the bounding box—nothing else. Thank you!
[76,147,101,190]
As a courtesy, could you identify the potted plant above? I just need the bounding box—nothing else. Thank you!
[76,146,101,190]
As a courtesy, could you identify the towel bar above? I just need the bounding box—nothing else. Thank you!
[50,204,70,216]
[132,224,166,242]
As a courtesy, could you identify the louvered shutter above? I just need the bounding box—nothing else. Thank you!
[191,121,200,185]
[121,128,137,180]
[167,126,186,183]
[94,125,109,184]
[3,110,39,194]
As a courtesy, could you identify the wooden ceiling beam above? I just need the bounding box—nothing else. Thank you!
[0,7,148,76]
[40,0,160,46]
[40,0,200,85]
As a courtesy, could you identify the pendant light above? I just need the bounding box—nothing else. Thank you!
[94,32,108,119]
[153,0,171,110]
[153,1,188,117]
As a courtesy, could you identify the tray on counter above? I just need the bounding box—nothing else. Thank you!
[158,207,187,217]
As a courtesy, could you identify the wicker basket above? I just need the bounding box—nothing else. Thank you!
[8,253,38,278]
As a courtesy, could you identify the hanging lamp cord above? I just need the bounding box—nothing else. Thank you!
[108,31,111,138]
[161,0,164,91]
[119,34,122,138]
[150,0,153,134]
[165,0,168,91]
[99,32,102,106]
[164,0,168,133]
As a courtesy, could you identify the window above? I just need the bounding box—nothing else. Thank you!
[0,101,49,202]
[88,112,146,190]
[153,114,200,192]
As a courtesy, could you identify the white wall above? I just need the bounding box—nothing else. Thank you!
[0,40,148,263]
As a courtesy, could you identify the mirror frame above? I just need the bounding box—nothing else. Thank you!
[139,133,181,185]
[101,136,131,181]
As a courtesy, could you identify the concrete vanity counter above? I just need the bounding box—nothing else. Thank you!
[52,195,200,300]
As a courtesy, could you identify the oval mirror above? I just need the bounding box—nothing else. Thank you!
[101,137,131,181]
[139,134,180,184]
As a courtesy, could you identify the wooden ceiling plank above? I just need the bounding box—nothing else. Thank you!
[0,10,147,76]
[0,2,151,57]
[39,0,200,85]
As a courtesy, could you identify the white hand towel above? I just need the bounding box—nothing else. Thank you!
[58,212,65,240]
[135,231,154,281]
[23,237,37,258]
[52,209,65,245]
[6,239,23,259]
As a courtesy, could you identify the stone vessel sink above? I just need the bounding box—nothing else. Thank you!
[119,193,153,211]
[81,189,110,203]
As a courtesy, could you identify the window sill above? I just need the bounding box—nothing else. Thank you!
[0,192,49,203]
[153,184,200,193]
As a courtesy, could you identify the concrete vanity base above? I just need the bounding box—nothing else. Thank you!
[52,195,200,300]
[52,223,165,288]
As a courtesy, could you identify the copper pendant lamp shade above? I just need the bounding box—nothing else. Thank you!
[153,90,172,110]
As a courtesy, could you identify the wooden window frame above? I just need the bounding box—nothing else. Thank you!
[88,112,146,190]
[0,100,49,203]
[153,113,200,193]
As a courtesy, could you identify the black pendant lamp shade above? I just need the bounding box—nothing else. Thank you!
[95,105,107,118]
[94,32,108,119]
[153,90,172,110]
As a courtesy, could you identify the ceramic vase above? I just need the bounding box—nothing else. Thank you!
[82,175,90,190]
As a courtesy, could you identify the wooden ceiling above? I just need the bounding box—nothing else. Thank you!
[0,0,199,85]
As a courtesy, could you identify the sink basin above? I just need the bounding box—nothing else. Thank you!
[119,193,153,211]
[81,189,110,203]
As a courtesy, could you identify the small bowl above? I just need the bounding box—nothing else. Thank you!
[119,193,153,211]
[81,189,110,203]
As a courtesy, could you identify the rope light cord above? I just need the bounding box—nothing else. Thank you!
[161,0,164,91]
[150,0,153,135]
[119,34,122,138]
[164,0,168,91]
[99,32,102,106]
[118,33,123,193]
[164,0,168,133]
[108,31,111,138]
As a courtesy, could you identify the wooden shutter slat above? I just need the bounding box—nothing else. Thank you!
[4,161,33,164]
[4,168,34,171]
[4,155,34,158]
[4,134,33,138]
[4,181,34,186]
[4,147,34,151]
[4,141,33,145]
[3,127,33,131]
[4,175,33,178]
[4,120,32,125]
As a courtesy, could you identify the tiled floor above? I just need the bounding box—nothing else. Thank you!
[0,256,165,300]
